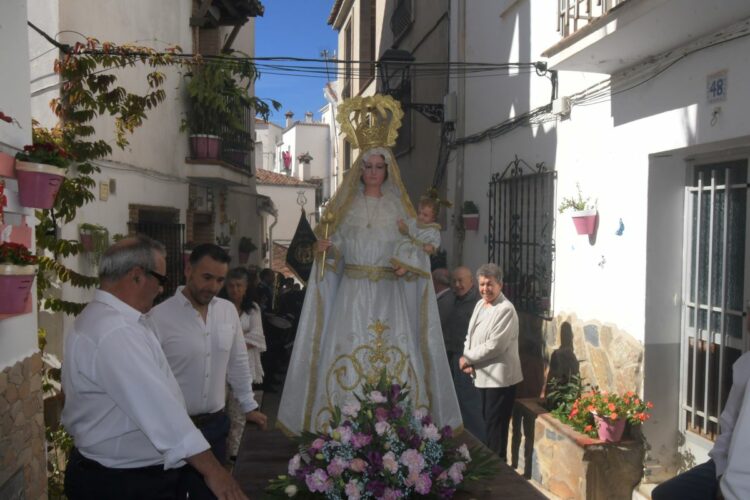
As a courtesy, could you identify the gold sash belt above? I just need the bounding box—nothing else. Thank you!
[344,264,397,281]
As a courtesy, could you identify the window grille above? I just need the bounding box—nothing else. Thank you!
[488,157,555,318]
[557,0,631,38]
[128,221,186,304]
[390,0,414,42]
[681,159,748,439]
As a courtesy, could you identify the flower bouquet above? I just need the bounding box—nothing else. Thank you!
[267,372,495,499]
[557,388,653,442]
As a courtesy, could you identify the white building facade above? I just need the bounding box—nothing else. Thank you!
[447,0,750,482]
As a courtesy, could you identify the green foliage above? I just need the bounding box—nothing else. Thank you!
[462,200,479,215]
[46,426,73,499]
[182,57,281,139]
[545,374,589,415]
[79,222,109,260]
[558,183,596,213]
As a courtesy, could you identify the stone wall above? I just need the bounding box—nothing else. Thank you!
[516,398,645,500]
[0,353,47,500]
[542,313,644,394]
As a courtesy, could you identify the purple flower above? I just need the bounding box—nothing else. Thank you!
[431,464,444,477]
[326,457,348,477]
[310,438,326,451]
[440,425,453,440]
[439,487,457,499]
[305,468,332,493]
[375,407,390,422]
[421,415,433,426]
[288,454,301,475]
[365,479,386,498]
[351,432,373,449]
[366,450,383,471]
[397,426,411,442]
[389,405,404,419]
[414,473,432,495]
[389,384,402,401]
[382,487,404,500]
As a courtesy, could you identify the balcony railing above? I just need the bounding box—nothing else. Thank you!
[187,96,254,173]
[557,0,630,38]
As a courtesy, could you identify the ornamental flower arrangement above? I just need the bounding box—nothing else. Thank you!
[0,242,38,267]
[556,387,653,441]
[15,141,73,169]
[267,373,494,499]
[297,151,313,163]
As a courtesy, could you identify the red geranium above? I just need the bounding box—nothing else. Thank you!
[0,242,38,266]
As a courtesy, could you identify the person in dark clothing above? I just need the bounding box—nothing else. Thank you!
[443,266,485,442]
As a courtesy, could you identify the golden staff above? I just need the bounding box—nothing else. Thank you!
[319,212,336,281]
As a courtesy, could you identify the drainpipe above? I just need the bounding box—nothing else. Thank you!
[452,0,467,267]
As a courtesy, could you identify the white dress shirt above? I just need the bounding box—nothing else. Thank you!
[149,288,259,416]
[61,290,209,469]
[710,352,750,490]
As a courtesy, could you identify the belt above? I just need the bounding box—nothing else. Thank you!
[70,448,166,474]
[190,409,225,427]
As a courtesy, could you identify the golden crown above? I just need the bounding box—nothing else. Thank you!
[336,94,404,151]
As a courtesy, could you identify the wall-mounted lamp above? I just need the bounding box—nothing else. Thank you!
[377,49,444,124]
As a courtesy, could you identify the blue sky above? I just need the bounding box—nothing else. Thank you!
[254,1,338,127]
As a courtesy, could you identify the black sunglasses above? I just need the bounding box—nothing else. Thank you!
[147,269,168,287]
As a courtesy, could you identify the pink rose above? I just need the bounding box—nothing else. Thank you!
[349,458,367,473]
[382,488,403,500]
[375,421,390,436]
[288,453,301,475]
[310,438,326,451]
[382,451,398,474]
[448,462,466,484]
[344,479,361,500]
[342,401,361,417]
[351,432,373,449]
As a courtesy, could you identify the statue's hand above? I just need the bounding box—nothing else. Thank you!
[316,239,332,253]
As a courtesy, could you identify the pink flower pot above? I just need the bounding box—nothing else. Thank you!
[190,134,221,160]
[14,161,66,209]
[463,214,479,231]
[0,265,36,314]
[238,251,250,264]
[571,209,597,235]
[594,414,626,443]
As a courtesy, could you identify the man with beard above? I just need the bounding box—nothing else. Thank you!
[150,243,267,499]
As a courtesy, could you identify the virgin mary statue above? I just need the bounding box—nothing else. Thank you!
[277,95,462,435]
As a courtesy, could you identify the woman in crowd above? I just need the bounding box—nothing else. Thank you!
[219,267,265,460]
[459,263,523,462]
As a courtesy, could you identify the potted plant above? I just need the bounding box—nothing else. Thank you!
[556,387,653,443]
[238,236,257,264]
[297,151,313,163]
[216,233,231,252]
[14,141,71,209]
[0,241,38,314]
[462,200,480,231]
[182,61,256,162]
[558,183,597,235]
[78,223,109,261]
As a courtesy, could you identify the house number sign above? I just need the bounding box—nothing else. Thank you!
[707,70,727,103]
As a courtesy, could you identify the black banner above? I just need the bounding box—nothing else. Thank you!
[285,210,317,283]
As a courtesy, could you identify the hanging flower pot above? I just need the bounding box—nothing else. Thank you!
[14,162,66,209]
[0,265,36,314]
[594,414,626,443]
[463,214,480,231]
[571,209,598,235]
[190,134,222,160]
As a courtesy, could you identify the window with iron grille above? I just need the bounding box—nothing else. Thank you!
[128,216,185,304]
[681,159,748,440]
[359,0,376,90]
[488,157,556,318]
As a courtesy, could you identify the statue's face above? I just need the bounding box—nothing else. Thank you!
[361,154,387,189]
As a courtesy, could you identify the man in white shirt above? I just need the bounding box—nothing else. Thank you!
[652,350,750,500]
[61,235,247,500]
[150,243,267,500]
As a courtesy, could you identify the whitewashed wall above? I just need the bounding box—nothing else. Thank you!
[256,184,316,244]
[0,0,38,370]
